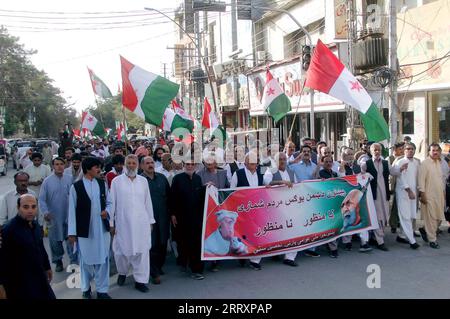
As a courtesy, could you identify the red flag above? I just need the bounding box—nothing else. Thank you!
[174,134,195,145]
[72,129,80,137]
[201,97,219,129]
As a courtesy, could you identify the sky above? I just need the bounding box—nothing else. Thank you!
[2,0,179,115]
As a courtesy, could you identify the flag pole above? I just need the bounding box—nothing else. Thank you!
[88,67,107,135]
[121,106,129,156]
[287,78,307,142]
[92,95,107,134]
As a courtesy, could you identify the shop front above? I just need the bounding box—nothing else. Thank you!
[397,0,450,156]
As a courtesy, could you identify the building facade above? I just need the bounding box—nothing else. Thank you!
[397,0,450,157]
[170,0,448,156]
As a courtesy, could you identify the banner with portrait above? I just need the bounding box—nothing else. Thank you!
[201,174,378,260]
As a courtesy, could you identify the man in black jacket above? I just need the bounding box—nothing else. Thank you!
[141,156,171,285]
[0,194,55,299]
[170,158,206,280]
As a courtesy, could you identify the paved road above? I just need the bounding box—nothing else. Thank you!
[2,159,450,299]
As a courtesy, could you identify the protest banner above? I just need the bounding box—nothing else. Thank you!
[202,174,378,260]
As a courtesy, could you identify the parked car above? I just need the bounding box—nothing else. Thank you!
[34,139,53,153]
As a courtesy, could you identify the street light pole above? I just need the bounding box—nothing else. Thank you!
[144,7,218,113]
[388,0,398,148]
[147,4,314,137]
[246,4,315,139]
[0,106,5,139]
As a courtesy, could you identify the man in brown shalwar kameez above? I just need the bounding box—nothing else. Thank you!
[418,143,446,249]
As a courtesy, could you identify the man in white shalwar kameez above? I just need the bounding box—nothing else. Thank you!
[110,154,155,293]
[391,143,420,249]
[361,143,393,251]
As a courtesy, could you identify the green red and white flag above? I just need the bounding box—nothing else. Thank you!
[172,99,195,121]
[121,56,180,126]
[116,122,126,141]
[171,100,195,142]
[80,128,88,138]
[81,111,104,137]
[201,97,219,130]
[305,39,390,142]
[87,67,113,99]
[104,128,112,137]
[161,106,194,133]
[72,129,80,138]
[202,97,227,145]
[260,70,291,123]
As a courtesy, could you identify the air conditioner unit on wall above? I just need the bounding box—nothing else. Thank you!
[354,30,388,71]
[256,51,267,65]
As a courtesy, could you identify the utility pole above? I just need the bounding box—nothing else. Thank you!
[231,0,239,128]
[388,0,398,148]
[162,63,167,78]
[194,11,205,120]
[231,0,238,52]
[346,0,357,149]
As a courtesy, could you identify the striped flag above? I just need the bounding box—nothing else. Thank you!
[305,39,390,142]
[87,67,112,99]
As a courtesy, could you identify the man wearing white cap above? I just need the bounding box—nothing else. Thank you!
[204,210,247,255]
[230,151,265,270]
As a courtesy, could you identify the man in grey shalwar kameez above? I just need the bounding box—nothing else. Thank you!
[39,157,76,272]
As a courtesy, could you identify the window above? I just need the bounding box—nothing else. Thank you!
[283,19,324,59]
[208,22,216,64]
[429,90,450,143]
[402,111,414,134]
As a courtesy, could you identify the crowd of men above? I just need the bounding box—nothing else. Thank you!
[0,132,449,299]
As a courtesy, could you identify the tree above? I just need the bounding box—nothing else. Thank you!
[0,27,78,137]
[87,94,145,135]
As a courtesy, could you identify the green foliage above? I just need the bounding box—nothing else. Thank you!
[87,94,145,134]
[0,26,78,137]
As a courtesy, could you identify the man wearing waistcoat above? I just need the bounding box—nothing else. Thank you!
[263,152,298,266]
[230,151,264,270]
[361,143,392,251]
[68,157,112,299]
[225,145,245,185]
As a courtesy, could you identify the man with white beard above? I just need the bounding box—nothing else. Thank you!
[110,154,155,293]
